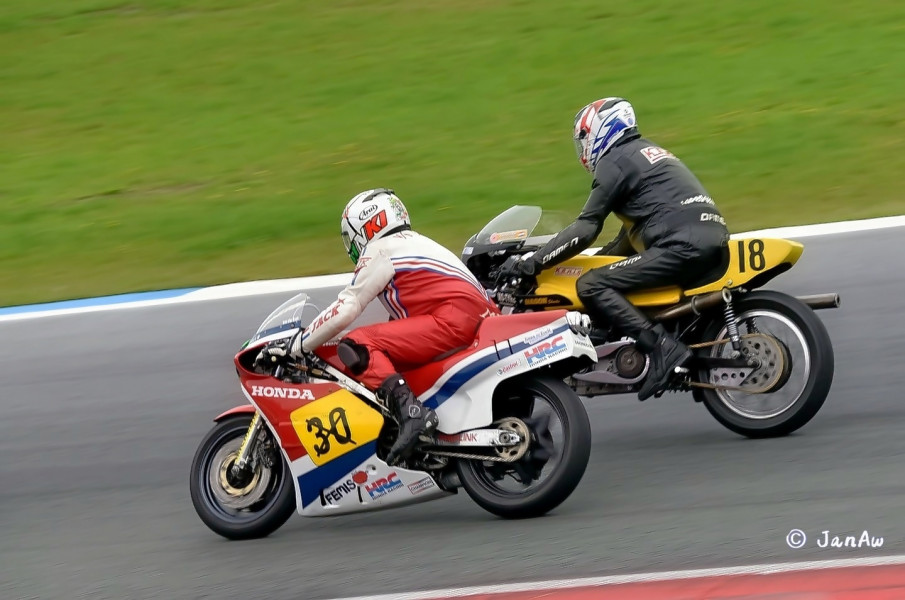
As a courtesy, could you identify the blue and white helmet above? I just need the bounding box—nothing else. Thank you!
[573,97,638,174]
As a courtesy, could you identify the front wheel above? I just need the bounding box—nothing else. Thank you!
[190,414,296,539]
[456,375,592,519]
[693,291,835,438]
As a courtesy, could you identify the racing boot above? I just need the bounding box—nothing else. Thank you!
[636,324,692,401]
[380,374,438,465]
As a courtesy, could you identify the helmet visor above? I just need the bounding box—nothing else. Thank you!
[573,135,584,161]
[341,231,359,263]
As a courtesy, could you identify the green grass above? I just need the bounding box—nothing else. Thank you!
[2,0,904,306]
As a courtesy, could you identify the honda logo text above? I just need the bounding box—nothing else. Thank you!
[250,385,315,400]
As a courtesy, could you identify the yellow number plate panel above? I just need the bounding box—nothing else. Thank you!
[290,391,383,466]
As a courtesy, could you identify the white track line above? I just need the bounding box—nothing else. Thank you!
[2,214,904,323]
[0,274,353,323]
[730,214,905,239]
[329,554,905,600]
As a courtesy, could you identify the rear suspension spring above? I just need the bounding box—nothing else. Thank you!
[722,288,742,354]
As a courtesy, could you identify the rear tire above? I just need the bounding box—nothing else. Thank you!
[693,291,834,438]
[190,415,296,540]
[456,376,591,519]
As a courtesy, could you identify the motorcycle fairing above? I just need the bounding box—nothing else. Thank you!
[237,368,452,516]
[532,237,804,309]
[403,311,597,433]
[233,307,594,517]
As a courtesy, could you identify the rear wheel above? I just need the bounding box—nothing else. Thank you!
[456,376,591,519]
[190,414,296,539]
[693,291,834,438]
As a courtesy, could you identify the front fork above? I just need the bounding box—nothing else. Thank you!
[231,412,263,476]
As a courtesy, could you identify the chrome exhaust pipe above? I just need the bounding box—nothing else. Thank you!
[796,293,841,310]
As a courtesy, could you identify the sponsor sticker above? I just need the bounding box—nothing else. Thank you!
[523,327,553,345]
[554,266,583,277]
[365,472,403,500]
[407,476,436,496]
[438,431,480,444]
[524,335,568,366]
[524,297,552,306]
[496,359,521,376]
[488,229,529,244]
[323,478,357,504]
[640,146,677,164]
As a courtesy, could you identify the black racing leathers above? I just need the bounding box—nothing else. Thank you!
[528,131,730,338]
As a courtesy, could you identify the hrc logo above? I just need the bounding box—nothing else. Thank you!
[524,335,567,366]
[365,472,403,500]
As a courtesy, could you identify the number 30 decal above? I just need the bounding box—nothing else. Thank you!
[737,239,766,273]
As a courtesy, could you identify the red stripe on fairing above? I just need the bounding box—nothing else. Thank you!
[430,564,905,600]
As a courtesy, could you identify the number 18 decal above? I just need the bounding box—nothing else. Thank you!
[737,239,766,273]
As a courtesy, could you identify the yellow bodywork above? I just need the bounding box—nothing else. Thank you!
[534,237,804,310]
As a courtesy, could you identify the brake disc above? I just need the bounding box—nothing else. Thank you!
[689,333,787,394]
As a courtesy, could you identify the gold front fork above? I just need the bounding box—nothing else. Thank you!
[233,412,262,472]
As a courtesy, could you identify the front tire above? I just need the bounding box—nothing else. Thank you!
[693,291,835,438]
[456,375,592,519]
[190,414,296,540]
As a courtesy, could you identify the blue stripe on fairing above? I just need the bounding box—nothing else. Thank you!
[297,440,377,508]
[421,322,571,410]
[422,351,502,410]
[0,287,202,315]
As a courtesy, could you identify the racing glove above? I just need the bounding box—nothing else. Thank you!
[498,253,539,289]
[253,341,289,372]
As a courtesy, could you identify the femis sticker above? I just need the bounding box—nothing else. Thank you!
[290,390,383,466]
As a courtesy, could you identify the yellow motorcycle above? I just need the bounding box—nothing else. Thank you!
[462,205,840,438]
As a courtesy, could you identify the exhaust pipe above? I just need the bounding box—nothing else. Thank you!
[655,291,841,321]
[653,291,724,321]
[796,293,841,310]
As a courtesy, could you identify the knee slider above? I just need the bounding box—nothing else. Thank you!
[337,339,370,375]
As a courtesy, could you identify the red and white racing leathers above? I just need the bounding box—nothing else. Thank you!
[300,230,500,389]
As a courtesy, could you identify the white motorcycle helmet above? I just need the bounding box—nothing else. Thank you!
[340,188,411,263]
[573,97,637,174]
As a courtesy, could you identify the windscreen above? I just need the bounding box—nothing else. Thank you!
[472,205,577,247]
[473,205,543,246]
[248,292,322,344]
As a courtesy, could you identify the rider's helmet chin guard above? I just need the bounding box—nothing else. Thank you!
[340,188,411,263]
[573,97,638,174]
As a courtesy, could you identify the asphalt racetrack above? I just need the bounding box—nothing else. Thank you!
[3,229,904,600]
